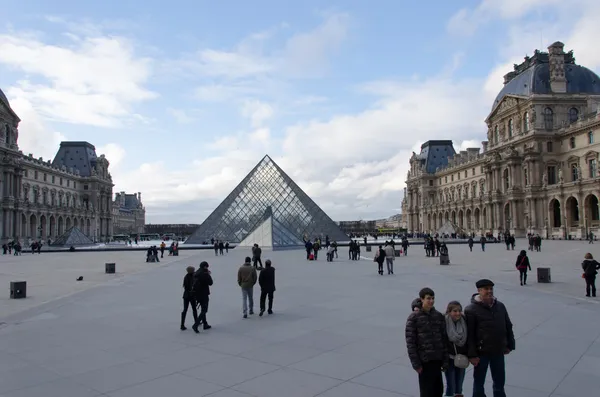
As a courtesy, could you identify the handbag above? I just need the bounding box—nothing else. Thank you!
[453,344,469,369]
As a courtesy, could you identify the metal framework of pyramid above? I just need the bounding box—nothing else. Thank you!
[50,226,95,246]
[185,155,348,248]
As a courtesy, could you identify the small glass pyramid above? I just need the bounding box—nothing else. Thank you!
[185,155,348,248]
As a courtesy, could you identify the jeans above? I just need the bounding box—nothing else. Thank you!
[260,290,273,312]
[473,354,506,397]
[192,296,209,328]
[386,257,394,273]
[242,288,254,315]
[585,274,597,296]
[444,359,466,396]
[418,360,443,397]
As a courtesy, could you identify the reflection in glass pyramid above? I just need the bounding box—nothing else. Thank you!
[185,155,348,248]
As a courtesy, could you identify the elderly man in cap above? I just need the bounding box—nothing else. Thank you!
[465,279,515,397]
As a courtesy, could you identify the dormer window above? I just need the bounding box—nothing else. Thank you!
[508,119,514,138]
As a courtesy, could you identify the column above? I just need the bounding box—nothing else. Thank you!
[512,200,519,229]
[531,198,537,230]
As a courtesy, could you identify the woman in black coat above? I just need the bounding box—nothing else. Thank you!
[259,259,276,316]
[516,250,532,286]
[582,252,600,297]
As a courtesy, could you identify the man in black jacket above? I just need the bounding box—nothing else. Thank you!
[192,261,213,333]
[465,279,515,397]
[258,259,276,316]
[252,244,263,269]
[405,287,448,397]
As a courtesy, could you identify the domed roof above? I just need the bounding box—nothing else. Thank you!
[492,48,600,110]
[0,88,9,106]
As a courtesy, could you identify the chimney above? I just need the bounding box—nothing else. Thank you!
[482,141,488,153]
[138,192,142,203]
[548,41,567,93]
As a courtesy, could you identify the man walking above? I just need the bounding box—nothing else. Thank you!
[258,259,276,316]
[191,261,213,333]
[405,287,448,397]
[465,279,515,397]
[384,241,395,275]
[238,256,258,318]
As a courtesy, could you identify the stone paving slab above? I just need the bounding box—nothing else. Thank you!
[0,240,599,396]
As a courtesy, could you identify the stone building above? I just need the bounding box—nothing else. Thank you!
[112,191,146,235]
[403,42,600,239]
[0,89,115,243]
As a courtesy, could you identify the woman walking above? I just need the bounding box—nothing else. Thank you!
[516,250,532,286]
[445,301,468,397]
[180,266,198,330]
[582,253,600,297]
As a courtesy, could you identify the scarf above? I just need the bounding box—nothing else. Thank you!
[445,314,467,347]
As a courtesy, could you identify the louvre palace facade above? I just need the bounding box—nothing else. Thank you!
[402,41,600,239]
[0,88,115,243]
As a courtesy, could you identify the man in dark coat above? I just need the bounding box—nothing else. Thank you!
[192,261,213,333]
[252,244,263,269]
[258,259,276,316]
[465,279,515,397]
[405,287,448,397]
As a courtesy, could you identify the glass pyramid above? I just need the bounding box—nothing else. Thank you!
[50,226,94,246]
[185,155,348,248]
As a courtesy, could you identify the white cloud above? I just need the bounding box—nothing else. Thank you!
[241,99,274,128]
[9,96,66,160]
[96,143,126,170]
[167,107,194,124]
[0,31,156,127]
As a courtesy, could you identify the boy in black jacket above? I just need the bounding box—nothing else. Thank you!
[192,261,213,333]
[259,259,276,316]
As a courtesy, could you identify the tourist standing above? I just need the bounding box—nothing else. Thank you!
[465,279,515,397]
[252,244,263,269]
[238,256,257,318]
[375,245,386,275]
[191,261,213,333]
[468,237,474,252]
[258,259,276,316]
[515,250,532,286]
[479,235,486,251]
[445,301,468,397]
[582,253,600,297]
[180,266,198,330]
[405,288,448,397]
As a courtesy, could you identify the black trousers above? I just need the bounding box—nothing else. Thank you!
[585,274,597,296]
[519,270,528,284]
[193,296,209,328]
[182,296,198,324]
[418,360,443,397]
[260,290,273,312]
[253,256,263,268]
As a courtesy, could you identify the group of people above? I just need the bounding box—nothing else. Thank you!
[180,256,277,332]
[406,279,515,397]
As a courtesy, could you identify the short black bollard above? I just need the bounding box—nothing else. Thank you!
[10,281,27,299]
[366,245,372,252]
[394,249,401,256]
[537,267,551,283]
[440,254,450,265]
[105,263,116,274]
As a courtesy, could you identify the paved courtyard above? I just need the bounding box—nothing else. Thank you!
[1,239,599,397]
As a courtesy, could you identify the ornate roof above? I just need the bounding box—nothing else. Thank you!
[493,47,600,110]
[417,140,456,174]
[0,88,9,107]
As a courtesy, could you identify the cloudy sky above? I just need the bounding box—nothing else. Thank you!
[1,0,600,223]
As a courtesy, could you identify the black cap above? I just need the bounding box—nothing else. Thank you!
[245,256,252,263]
[476,279,494,288]
[200,261,209,268]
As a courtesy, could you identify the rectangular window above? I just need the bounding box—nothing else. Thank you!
[472,168,475,176]
[464,170,468,178]
[589,131,594,144]
[34,170,38,179]
[570,137,576,149]
[457,173,460,180]
[590,159,597,178]
[43,173,47,182]
[524,168,529,186]
[84,184,89,190]
[445,176,447,183]
[60,178,63,185]
[74,182,76,189]
[52,175,55,183]
[548,166,557,185]
[547,142,553,152]
[571,163,579,181]
[67,180,70,187]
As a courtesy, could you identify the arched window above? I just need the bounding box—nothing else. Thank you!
[508,119,514,138]
[524,112,530,131]
[544,107,554,130]
[494,126,499,143]
[569,107,579,124]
